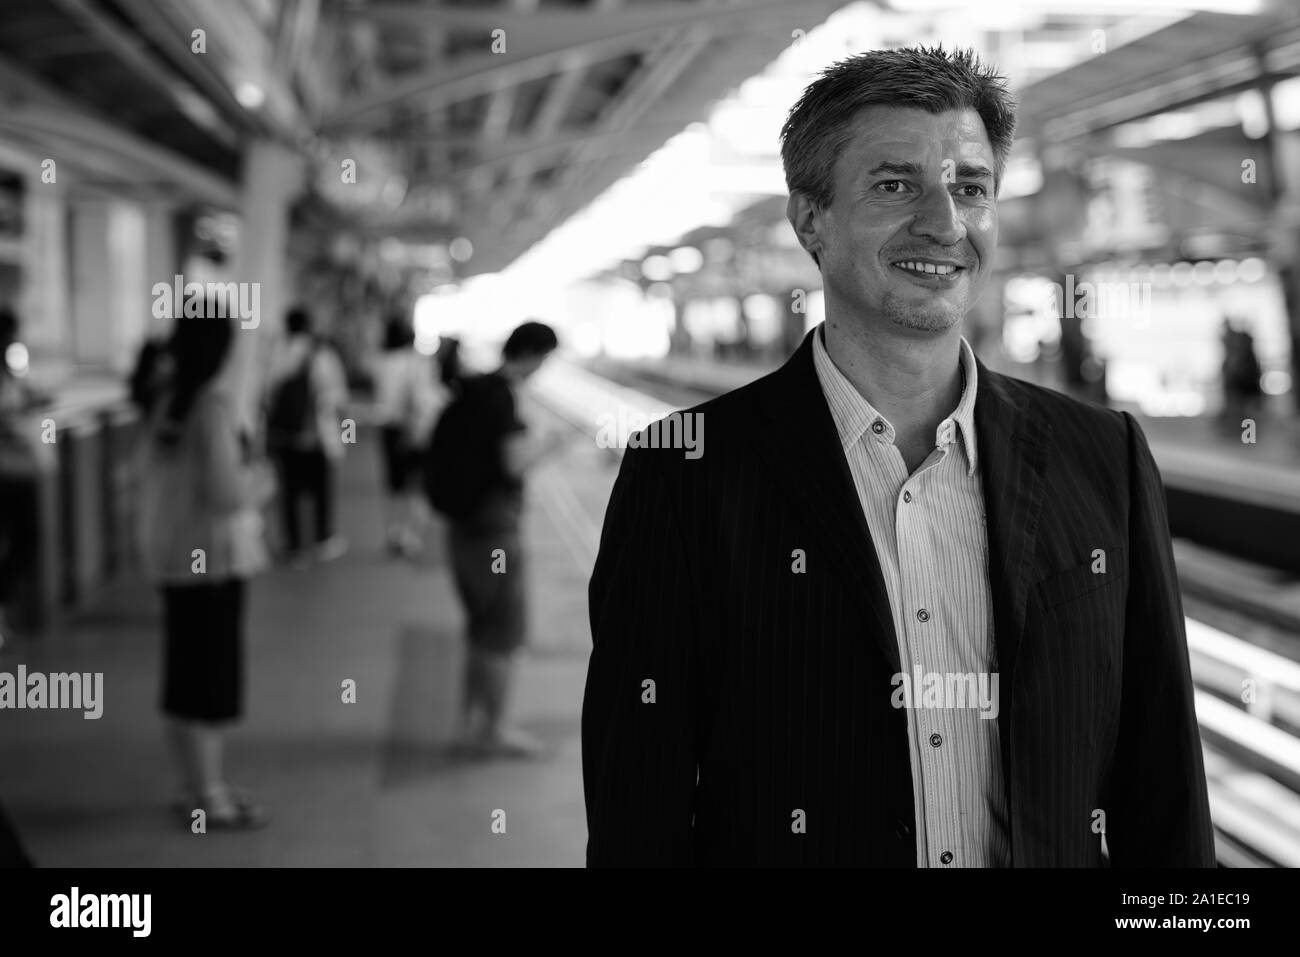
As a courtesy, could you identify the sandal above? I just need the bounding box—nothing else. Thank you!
[180,786,270,831]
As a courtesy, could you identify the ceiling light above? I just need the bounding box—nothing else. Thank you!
[235,81,265,110]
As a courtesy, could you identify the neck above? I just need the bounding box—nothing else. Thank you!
[822,316,964,432]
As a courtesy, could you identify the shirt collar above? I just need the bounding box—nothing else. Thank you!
[812,323,980,476]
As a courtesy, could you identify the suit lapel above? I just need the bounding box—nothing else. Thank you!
[744,336,1053,699]
[750,329,901,673]
[972,359,1052,793]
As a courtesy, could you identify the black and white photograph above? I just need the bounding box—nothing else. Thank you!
[0,0,1296,936]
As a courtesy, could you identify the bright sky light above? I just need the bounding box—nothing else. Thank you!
[427,0,1238,338]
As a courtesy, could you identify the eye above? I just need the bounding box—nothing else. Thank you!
[956,183,988,198]
[874,180,909,193]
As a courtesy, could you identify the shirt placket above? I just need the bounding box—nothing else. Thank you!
[898,447,962,867]
[861,421,929,865]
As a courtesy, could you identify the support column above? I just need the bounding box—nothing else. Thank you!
[229,139,303,427]
[1253,51,1300,411]
[141,198,179,340]
[68,198,111,369]
[18,173,71,379]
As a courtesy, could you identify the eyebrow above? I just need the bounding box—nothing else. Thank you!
[866,161,923,178]
[957,162,995,181]
[865,161,995,180]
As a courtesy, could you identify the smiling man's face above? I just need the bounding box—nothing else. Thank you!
[795,105,998,335]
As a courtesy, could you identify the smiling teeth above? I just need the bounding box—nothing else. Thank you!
[896,262,956,275]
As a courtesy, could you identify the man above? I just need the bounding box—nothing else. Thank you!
[266,306,349,566]
[435,321,566,756]
[582,46,1214,867]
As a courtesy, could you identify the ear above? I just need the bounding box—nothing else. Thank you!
[786,191,825,264]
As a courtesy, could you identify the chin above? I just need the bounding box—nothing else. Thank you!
[882,298,965,333]
[892,316,960,334]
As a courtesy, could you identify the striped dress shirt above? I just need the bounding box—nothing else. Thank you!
[812,327,1011,867]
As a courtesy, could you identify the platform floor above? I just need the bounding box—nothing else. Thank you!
[3,358,1297,869]
[0,396,618,867]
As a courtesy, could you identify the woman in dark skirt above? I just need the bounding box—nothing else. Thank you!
[138,305,273,829]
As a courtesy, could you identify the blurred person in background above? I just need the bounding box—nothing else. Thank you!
[1220,317,1263,436]
[0,306,49,645]
[0,307,44,864]
[370,311,445,558]
[266,306,349,567]
[436,336,464,394]
[423,321,565,757]
[127,331,172,420]
[137,302,275,829]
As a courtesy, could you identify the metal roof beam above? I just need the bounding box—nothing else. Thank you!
[0,54,237,206]
[323,0,820,130]
[46,0,241,148]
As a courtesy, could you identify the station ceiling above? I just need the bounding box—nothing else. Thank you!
[0,1,1296,280]
[0,0,843,277]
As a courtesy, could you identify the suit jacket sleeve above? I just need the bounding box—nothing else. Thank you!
[1105,412,1216,866]
[583,445,700,866]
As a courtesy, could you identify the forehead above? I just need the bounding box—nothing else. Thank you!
[835,106,993,173]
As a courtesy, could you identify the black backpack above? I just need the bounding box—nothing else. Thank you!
[422,376,502,521]
[266,351,316,448]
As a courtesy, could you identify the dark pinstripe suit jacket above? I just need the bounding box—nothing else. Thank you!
[582,327,1216,867]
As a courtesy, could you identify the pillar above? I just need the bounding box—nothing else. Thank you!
[142,198,179,341]
[18,171,71,379]
[228,139,303,427]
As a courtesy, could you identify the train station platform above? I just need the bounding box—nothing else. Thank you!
[0,394,615,868]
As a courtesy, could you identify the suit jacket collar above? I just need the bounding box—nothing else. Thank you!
[811,323,981,476]
[750,328,901,673]
[750,326,1053,705]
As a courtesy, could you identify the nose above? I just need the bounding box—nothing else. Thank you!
[909,185,966,247]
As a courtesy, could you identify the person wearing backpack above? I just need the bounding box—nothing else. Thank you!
[423,321,565,757]
[266,306,349,566]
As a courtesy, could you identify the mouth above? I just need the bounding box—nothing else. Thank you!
[889,258,967,285]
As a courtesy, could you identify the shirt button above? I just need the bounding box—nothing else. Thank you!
[916,608,930,623]
[940,851,954,865]
[902,490,912,503]
[871,420,885,434]
[929,732,943,748]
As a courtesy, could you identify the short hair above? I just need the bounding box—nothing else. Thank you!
[0,306,17,347]
[383,312,415,350]
[158,305,234,443]
[780,45,1018,263]
[502,320,558,361]
[285,306,313,336]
